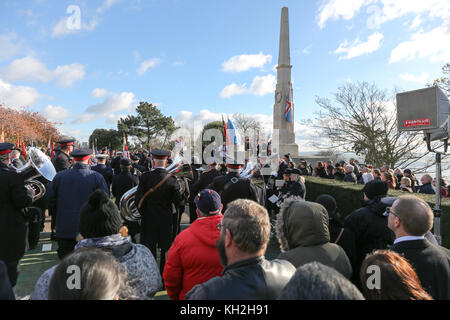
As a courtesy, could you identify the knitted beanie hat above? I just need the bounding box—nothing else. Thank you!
[79,189,123,239]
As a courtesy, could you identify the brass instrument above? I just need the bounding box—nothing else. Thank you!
[119,154,190,223]
[15,147,56,202]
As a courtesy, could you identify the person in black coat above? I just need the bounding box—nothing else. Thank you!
[91,154,114,189]
[417,174,435,195]
[314,162,328,179]
[343,165,357,183]
[134,150,181,274]
[110,152,123,175]
[112,158,139,241]
[343,180,395,288]
[190,161,222,223]
[0,143,33,287]
[210,161,259,212]
[286,169,306,200]
[388,195,450,300]
[131,154,147,176]
[192,162,222,195]
[0,260,15,300]
[315,194,356,270]
[46,149,109,260]
[51,139,75,172]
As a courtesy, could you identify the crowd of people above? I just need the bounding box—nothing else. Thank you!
[0,139,449,301]
[296,156,446,196]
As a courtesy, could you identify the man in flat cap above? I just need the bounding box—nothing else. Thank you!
[134,149,182,274]
[52,138,75,172]
[0,143,33,288]
[46,148,110,259]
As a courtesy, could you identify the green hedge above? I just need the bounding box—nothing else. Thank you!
[304,176,450,249]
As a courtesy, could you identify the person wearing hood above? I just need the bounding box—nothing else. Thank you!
[343,180,395,287]
[275,198,353,279]
[30,189,162,300]
[163,189,224,300]
[315,195,356,268]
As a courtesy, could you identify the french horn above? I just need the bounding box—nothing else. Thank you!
[15,147,56,202]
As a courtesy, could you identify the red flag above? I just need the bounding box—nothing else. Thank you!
[51,143,55,159]
[21,141,27,158]
[222,115,227,142]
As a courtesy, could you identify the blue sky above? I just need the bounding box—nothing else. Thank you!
[0,0,449,150]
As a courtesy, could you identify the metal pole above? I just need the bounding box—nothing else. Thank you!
[434,153,442,245]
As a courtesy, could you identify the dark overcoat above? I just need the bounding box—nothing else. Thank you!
[0,163,32,262]
[135,168,181,251]
[46,163,109,239]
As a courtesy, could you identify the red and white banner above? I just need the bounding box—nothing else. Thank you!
[404,118,431,128]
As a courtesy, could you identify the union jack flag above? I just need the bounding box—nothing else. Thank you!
[284,87,293,123]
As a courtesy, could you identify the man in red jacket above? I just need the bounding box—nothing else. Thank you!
[163,189,224,300]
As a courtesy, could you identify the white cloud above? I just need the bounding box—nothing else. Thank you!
[1,56,86,87]
[0,79,40,109]
[137,58,161,75]
[301,45,313,54]
[316,0,450,29]
[317,0,374,29]
[51,16,99,38]
[91,88,108,98]
[410,15,422,30]
[390,25,450,63]
[398,73,429,84]
[106,113,127,124]
[249,74,276,96]
[72,89,136,124]
[0,32,23,62]
[86,91,136,114]
[41,105,71,121]
[220,74,276,99]
[334,32,384,60]
[53,63,86,87]
[97,0,125,14]
[220,83,248,99]
[222,52,272,73]
[1,56,53,83]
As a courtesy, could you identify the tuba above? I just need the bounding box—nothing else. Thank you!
[15,147,57,202]
[119,154,187,223]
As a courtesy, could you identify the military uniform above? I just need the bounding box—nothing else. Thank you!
[134,150,181,273]
[0,143,33,286]
[51,139,75,173]
[91,155,114,188]
[46,149,109,259]
[211,163,259,212]
[112,158,139,241]
[52,150,72,172]
[110,154,123,175]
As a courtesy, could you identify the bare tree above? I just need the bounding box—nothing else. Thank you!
[431,63,450,96]
[231,113,263,141]
[314,81,432,170]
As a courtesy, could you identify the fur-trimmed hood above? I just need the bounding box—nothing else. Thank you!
[276,198,330,251]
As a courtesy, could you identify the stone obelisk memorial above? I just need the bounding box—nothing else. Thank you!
[273,7,299,157]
